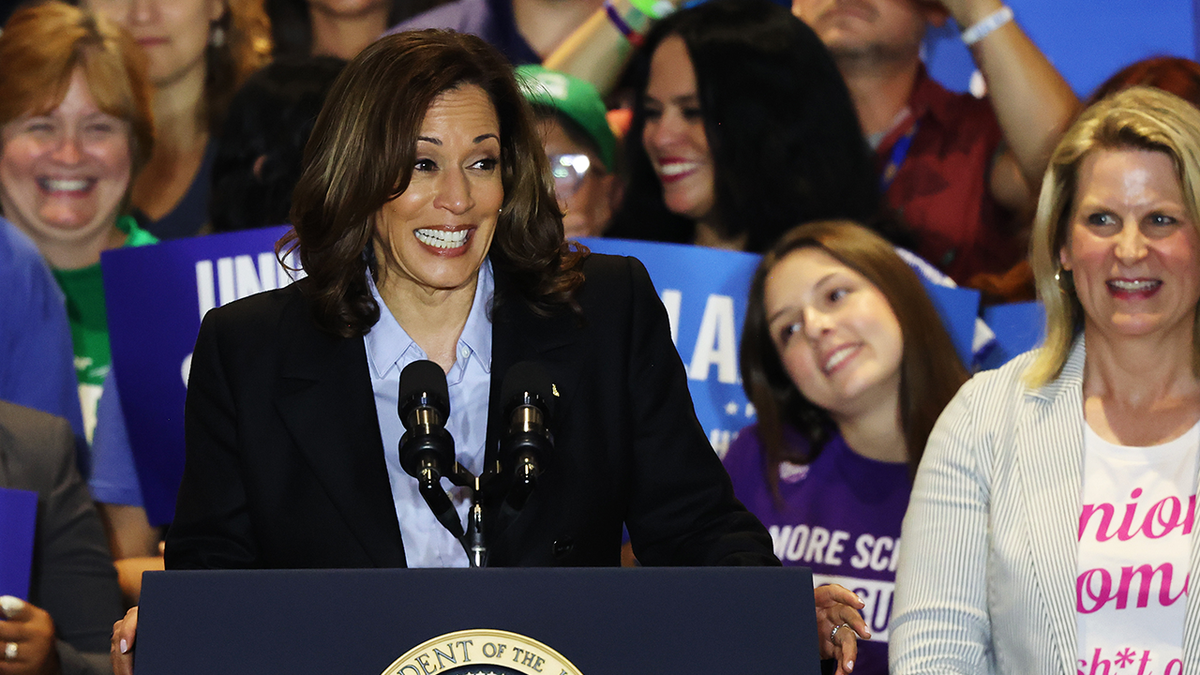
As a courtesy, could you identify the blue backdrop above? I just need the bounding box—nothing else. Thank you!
[925,0,1198,97]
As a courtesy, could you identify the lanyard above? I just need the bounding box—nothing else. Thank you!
[879,121,918,193]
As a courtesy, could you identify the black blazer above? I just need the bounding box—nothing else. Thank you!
[166,254,776,569]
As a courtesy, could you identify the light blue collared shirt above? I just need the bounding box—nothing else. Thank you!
[365,260,494,567]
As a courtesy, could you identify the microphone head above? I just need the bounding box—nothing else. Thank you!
[398,360,450,424]
[501,361,555,417]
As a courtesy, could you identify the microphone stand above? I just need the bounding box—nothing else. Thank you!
[465,484,488,568]
[442,464,497,568]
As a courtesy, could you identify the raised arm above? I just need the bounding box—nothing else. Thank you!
[543,0,656,96]
[941,0,1080,209]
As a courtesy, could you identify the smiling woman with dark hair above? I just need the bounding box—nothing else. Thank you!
[110,27,863,675]
[83,0,270,239]
[185,27,765,570]
[607,0,895,253]
[728,220,967,675]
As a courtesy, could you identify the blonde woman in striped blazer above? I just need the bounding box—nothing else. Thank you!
[891,86,1200,674]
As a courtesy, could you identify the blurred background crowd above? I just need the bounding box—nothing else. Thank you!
[2,0,1200,673]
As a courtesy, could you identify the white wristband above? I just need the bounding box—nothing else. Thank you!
[960,5,1014,45]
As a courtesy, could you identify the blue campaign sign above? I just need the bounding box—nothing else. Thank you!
[980,301,1046,371]
[925,0,1197,97]
[0,487,37,600]
[101,226,298,525]
[922,282,980,367]
[581,239,759,457]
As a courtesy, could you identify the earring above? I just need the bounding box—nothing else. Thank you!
[210,25,226,48]
[1054,267,1072,292]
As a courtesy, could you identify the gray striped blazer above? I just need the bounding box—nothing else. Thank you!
[889,339,1200,674]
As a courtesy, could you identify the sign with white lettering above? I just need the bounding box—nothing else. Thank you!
[581,239,761,459]
[102,226,299,525]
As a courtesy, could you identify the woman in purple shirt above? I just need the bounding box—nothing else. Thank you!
[725,220,967,675]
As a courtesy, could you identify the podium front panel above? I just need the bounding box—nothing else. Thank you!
[136,567,820,674]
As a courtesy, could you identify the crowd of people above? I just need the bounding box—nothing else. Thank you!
[2,0,1200,674]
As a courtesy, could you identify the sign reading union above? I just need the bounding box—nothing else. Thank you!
[380,629,584,675]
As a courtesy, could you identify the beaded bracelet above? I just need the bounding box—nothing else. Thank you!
[605,0,645,47]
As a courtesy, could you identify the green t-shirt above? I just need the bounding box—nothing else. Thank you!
[51,215,158,440]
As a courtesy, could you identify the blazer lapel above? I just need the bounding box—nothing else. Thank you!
[484,275,582,468]
[275,316,406,567]
[1016,339,1086,675]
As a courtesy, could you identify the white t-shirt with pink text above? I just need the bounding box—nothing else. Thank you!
[1077,420,1199,675]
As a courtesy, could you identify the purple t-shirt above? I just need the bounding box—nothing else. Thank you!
[723,424,911,675]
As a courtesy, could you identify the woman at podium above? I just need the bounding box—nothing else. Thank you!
[113,28,870,675]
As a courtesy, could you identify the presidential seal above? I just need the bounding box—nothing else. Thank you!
[380,629,584,675]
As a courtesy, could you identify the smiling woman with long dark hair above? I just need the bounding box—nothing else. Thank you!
[607,0,890,253]
[83,0,270,239]
[170,28,769,571]
[109,29,871,675]
[728,220,967,675]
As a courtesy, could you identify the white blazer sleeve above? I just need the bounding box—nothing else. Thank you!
[890,373,996,674]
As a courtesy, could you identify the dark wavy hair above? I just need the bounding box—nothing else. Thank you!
[282,30,586,337]
[210,56,346,232]
[740,221,967,502]
[607,0,889,253]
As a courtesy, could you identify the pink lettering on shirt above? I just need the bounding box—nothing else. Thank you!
[1079,490,1195,542]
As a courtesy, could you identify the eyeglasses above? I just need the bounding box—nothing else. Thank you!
[549,153,593,199]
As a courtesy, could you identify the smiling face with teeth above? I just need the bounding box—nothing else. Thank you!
[764,247,903,420]
[0,69,133,267]
[1060,148,1200,343]
[373,84,503,302]
[642,35,716,229]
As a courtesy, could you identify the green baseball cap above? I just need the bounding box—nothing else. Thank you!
[516,64,616,172]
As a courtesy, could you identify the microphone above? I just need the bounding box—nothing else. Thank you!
[398,360,463,539]
[499,361,555,511]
